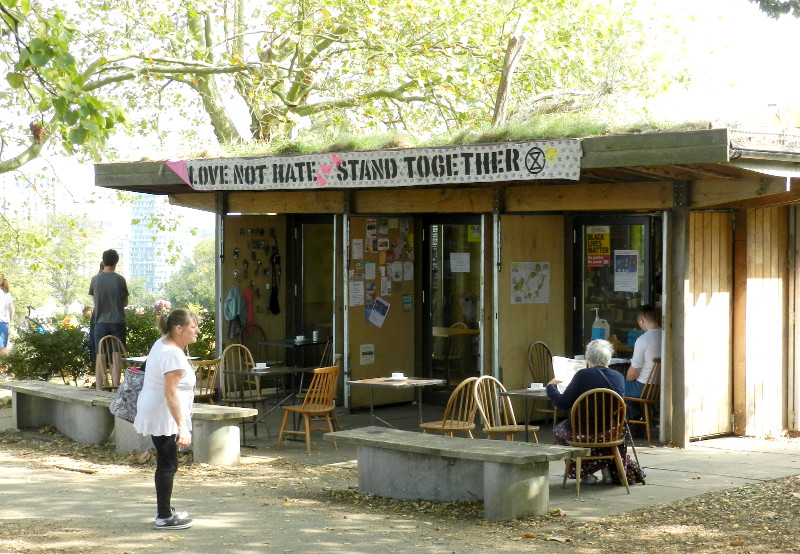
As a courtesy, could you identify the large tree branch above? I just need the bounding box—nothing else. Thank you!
[492,13,529,127]
[294,80,423,115]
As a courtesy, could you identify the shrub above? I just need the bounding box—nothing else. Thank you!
[124,304,216,360]
[4,317,91,385]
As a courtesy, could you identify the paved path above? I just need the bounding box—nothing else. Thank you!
[2,394,800,552]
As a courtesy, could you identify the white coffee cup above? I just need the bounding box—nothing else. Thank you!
[254,362,268,370]
[296,335,306,342]
[574,355,585,360]
[530,382,544,390]
[391,372,405,379]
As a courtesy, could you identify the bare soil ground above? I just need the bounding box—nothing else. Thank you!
[1,427,799,553]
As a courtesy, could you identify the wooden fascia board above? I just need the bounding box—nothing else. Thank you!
[170,192,216,212]
[95,161,184,188]
[582,128,730,169]
[504,182,673,212]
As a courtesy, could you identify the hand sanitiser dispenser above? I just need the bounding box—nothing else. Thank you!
[590,308,610,340]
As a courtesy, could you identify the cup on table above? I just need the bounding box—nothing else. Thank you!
[391,372,405,379]
[574,354,585,360]
[295,335,305,342]
[529,382,544,390]
[254,362,268,370]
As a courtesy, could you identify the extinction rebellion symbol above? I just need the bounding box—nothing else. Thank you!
[525,147,545,175]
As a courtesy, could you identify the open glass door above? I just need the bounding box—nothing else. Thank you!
[573,216,662,357]
[423,217,482,385]
[294,216,334,367]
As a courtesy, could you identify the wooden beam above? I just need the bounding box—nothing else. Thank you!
[226,190,348,214]
[170,192,216,212]
[504,182,673,212]
[691,176,793,208]
[353,187,494,213]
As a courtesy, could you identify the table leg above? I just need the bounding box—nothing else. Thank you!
[524,397,531,443]
[417,387,423,425]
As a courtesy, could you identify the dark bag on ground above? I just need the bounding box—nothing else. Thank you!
[109,365,145,423]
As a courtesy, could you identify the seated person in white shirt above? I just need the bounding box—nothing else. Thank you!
[625,305,661,419]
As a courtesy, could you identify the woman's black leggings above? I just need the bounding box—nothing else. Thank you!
[152,435,179,519]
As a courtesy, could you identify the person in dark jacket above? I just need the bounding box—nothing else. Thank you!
[547,339,625,485]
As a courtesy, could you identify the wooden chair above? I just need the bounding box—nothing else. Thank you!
[219,344,270,438]
[238,323,269,363]
[625,357,661,443]
[277,362,340,454]
[192,358,220,404]
[563,388,630,496]
[474,375,539,442]
[95,335,127,391]
[527,341,557,426]
[420,376,479,437]
[432,322,469,385]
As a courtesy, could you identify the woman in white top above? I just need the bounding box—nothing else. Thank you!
[0,274,15,355]
[134,308,198,530]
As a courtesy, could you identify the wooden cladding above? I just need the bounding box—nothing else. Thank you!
[742,206,789,436]
[686,212,733,439]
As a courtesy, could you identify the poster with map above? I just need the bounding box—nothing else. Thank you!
[510,261,550,304]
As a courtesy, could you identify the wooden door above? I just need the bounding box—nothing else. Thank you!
[686,212,733,438]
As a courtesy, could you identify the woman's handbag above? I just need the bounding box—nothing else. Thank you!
[109,366,145,423]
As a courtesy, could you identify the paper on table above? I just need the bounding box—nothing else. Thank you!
[552,356,587,393]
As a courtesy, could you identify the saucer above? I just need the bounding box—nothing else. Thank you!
[389,376,408,381]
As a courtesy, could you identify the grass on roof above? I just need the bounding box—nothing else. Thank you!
[207,114,713,159]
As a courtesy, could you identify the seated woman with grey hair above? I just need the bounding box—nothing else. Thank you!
[546,339,626,485]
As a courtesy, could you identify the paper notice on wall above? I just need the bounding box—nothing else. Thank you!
[552,356,587,393]
[351,239,363,260]
[614,249,639,292]
[450,252,470,273]
[368,297,390,327]
[348,281,365,306]
[403,261,414,281]
[365,260,376,280]
[391,261,403,281]
[360,344,375,365]
[381,275,392,296]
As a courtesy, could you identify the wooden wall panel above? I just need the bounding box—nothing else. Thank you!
[744,206,789,436]
[686,212,733,438]
[497,215,567,391]
[346,217,416,407]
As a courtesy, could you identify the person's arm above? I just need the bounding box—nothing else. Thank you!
[626,365,641,381]
[547,371,583,410]
[163,370,191,447]
[627,335,645,381]
[8,300,13,324]
[122,296,129,308]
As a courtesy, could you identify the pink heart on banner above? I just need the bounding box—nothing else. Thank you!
[320,164,333,175]
[331,153,345,165]
[316,173,328,186]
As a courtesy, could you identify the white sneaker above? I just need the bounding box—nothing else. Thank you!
[154,514,193,530]
[154,507,189,520]
[580,474,598,485]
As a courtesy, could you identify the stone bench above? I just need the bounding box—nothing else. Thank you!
[324,426,589,520]
[0,380,257,466]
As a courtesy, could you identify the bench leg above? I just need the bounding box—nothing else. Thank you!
[483,460,550,520]
[192,419,242,466]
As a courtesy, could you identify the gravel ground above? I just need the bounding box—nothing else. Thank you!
[1,427,799,553]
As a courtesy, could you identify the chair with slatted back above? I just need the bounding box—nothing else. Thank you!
[276,360,341,454]
[474,375,539,442]
[420,376,479,438]
[219,344,270,438]
[432,322,469,385]
[192,358,220,404]
[563,388,630,496]
[238,323,269,363]
[625,357,661,443]
[527,341,557,426]
[95,335,127,391]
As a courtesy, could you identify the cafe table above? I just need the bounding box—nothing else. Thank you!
[260,338,328,368]
[347,376,446,428]
[499,387,551,442]
[223,365,316,444]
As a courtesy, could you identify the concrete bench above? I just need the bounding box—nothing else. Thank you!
[324,426,589,520]
[0,380,257,466]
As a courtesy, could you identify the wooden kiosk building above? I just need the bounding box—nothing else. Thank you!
[95,127,800,447]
